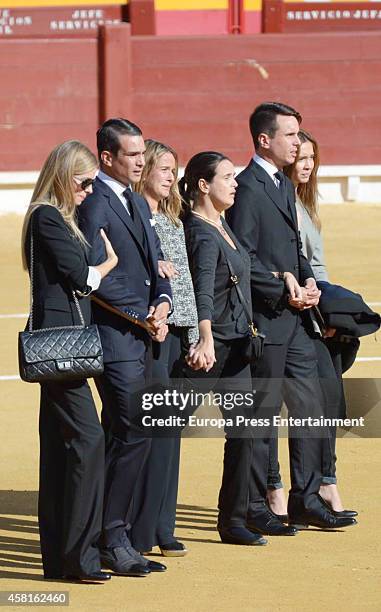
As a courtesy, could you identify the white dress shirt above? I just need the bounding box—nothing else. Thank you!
[97,170,132,214]
[253,154,281,188]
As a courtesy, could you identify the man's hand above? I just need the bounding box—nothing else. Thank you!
[289,278,321,310]
[158,260,179,279]
[283,272,303,300]
[152,323,169,343]
[146,302,170,342]
[286,276,321,310]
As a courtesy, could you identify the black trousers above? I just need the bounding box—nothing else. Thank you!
[267,336,342,489]
[184,336,255,529]
[38,380,104,578]
[249,319,326,516]
[130,327,184,551]
[95,357,152,549]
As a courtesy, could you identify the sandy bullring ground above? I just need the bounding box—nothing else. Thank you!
[0,206,380,611]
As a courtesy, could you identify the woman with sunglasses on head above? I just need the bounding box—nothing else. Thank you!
[21,140,118,582]
[179,151,268,546]
[266,129,358,521]
[130,139,198,557]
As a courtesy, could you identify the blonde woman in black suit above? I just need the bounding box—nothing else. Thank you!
[21,141,118,582]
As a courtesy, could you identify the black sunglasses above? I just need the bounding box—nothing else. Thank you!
[73,176,96,190]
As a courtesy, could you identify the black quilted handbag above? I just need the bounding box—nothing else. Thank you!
[18,216,104,383]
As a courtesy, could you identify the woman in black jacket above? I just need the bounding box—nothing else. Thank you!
[21,140,118,582]
[180,151,266,546]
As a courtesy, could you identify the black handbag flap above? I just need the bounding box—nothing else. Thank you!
[19,325,102,364]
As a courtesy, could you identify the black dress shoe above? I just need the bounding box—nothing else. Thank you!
[100,547,151,576]
[288,506,358,530]
[126,544,167,572]
[145,560,167,572]
[66,571,111,582]
[219,526,268,546]
[318,495,358,518]
[247,506,298,536]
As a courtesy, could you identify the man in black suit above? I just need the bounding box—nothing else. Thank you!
[226,102,356,531]
[78,118,172,575]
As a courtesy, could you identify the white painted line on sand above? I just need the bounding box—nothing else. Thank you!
[0,356,378,380]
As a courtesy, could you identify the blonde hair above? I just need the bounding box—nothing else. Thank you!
[134,139,182,227]
[284,129,321,231]
[21,140,98,269]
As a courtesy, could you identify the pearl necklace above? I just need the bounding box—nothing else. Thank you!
[191,211,229,238]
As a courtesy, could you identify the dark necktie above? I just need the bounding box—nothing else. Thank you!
[274,171,293,215]
[123,188,147,253]
[123,188,135,220]
[274,171,286,200]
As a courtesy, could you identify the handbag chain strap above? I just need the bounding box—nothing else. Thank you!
[28,211,85,331]
[214,230,258,337]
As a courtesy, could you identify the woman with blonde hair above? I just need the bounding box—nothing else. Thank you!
[135,139,199,359]
[130,139,198,556]
[22,140,118,581]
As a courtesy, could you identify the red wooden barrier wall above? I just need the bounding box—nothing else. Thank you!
[0,37,99,169]
[0,28,380,170]
[130,32,381,166]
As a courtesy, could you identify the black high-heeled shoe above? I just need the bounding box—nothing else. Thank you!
[266,502,289,524]
[159,541,188,557]
[271,512,289,524]
[318,495,358,518]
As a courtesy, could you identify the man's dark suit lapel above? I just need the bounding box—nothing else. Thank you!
[250,161,296,228]
[286,188,298,229]
[96,178,151,270]
[132,194,157,275]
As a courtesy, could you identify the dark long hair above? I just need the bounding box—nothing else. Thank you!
[178,151,231,216]
[284,128,321,231]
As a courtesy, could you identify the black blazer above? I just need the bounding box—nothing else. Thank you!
[25,205,91,329]
[226,160,314,344]
[78,177,172,362]
[184,214,251,341]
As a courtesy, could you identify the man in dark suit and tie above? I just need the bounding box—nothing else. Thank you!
[78,118,173,575]
[226,102,357,531]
